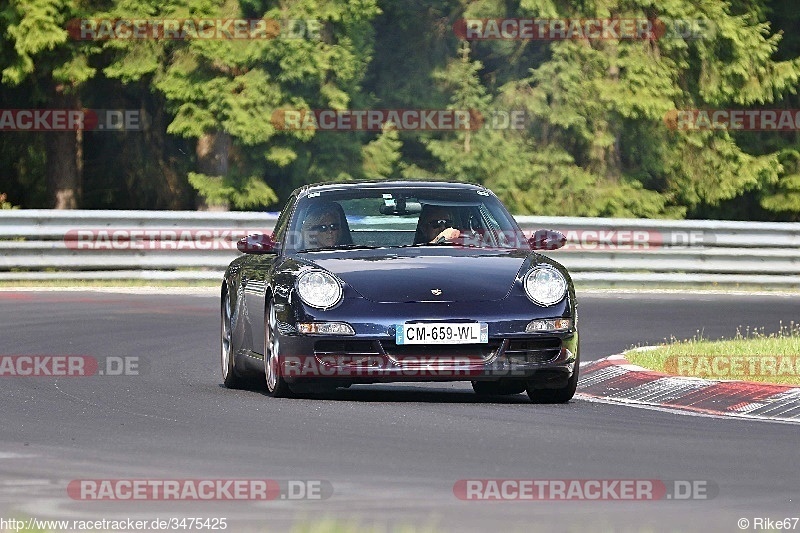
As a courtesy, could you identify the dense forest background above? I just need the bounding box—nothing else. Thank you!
[2,0,800,220]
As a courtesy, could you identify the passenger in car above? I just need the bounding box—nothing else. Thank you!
[301,202,353,249]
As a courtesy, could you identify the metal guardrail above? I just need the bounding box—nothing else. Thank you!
[1,210,799,286]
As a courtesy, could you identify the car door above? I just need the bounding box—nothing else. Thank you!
[240,194,297,357]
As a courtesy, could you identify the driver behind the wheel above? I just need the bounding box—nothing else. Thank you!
[421,206,461,243]
[301,203,349,249]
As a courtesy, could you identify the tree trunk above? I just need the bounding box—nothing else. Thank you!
[45,93,82,209]
[195,131,232,211]
[604,38,622,180]
[147,97,193,209]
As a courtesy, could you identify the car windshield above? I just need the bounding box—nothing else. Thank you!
[285,186,528,252]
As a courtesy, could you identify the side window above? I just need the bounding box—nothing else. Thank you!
[272,193,297,247]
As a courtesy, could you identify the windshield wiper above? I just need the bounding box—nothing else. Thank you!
[404,241,462,247]
[302,244,382,252]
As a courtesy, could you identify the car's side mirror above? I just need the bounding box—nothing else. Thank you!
[237,233,278,254]
[528,229,567,251]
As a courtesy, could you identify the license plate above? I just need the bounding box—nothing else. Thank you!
[396,322,488,345]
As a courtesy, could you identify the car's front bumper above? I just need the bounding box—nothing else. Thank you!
[270,291,578,386]
[275,331,578,386]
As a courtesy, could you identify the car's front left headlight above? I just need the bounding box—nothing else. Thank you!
[523,265,567,306]
[296,270,343,309]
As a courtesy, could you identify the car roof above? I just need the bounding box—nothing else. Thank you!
[292,180,489,198]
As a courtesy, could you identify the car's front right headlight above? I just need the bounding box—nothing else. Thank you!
[523,265,567,306]
[296,270,343,309]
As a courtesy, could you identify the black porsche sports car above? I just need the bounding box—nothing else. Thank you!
[221,181,579,402]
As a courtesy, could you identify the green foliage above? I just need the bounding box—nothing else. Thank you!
[759,149,800,217]
[1,0,96,89]
[2,0,69,85]
[187,172,276,209]
[2,0,800,219]
[417,0,800,217]
[85,0,379,208]
[362,124,402,180]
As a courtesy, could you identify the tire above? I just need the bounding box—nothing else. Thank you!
[471,380,527,396]
[525,358,579,404]
[264,299,293,398]
[221,289,248,389]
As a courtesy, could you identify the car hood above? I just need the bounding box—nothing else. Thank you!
[299,248,531,303]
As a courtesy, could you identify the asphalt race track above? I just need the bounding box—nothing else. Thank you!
[0,290,798,532]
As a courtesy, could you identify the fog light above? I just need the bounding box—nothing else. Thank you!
[297,322,355,335]
[525,318,572,332]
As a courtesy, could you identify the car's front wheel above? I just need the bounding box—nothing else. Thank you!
[525,359,579,404]
[221,290,248,389]
[264,300,293,398]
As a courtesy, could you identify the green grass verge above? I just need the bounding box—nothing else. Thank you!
[625,322,800,386]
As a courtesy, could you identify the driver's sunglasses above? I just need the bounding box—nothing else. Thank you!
[427,219,454,230]
[308,223,341,232]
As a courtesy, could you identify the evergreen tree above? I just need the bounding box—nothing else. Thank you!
[421,0,800,217]
[100,0,379,209]
[1,0,98,208]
